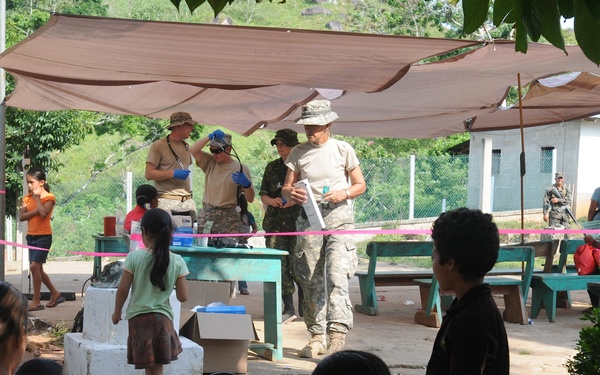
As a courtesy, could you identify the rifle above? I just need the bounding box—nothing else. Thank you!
[550,187,580,228]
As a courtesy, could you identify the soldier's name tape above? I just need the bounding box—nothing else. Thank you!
[2,228,599,257]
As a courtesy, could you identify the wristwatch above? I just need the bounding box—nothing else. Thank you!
[345,190,351,199]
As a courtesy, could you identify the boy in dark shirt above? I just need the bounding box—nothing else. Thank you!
[426,208,509,375]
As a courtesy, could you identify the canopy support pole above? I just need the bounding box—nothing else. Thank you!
[517,73,526,245]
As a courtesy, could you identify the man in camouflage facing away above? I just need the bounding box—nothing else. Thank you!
[283,100,367,358]
[260,129,304,322]
[543,172,572,229]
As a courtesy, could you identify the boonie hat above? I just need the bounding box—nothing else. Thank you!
[168,112,196,129]
[271,128,300,147]
[209,133,233,148]
[555,172,564,179]
[294,100,339,126]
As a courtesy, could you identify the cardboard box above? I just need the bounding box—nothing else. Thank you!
[180,281,231,326]
[172,215,193,229]
[181,281,231,311]
[179,281,253,374]
[179,312,255,374]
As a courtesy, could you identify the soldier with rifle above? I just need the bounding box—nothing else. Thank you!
[543,172,573,229]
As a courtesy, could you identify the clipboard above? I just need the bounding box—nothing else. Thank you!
[295,179,326,230]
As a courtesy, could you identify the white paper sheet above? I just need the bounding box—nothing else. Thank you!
[294,179,326,230]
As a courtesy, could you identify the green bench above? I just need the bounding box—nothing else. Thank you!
[413,246,535,327]
[354,240,553,318]
[530,238,600,322]
[354,241,434,316]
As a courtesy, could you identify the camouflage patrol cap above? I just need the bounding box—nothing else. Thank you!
[555,172,564,179]
[168,111,196,129]
[294,100,338,126]
[270,128,300,147]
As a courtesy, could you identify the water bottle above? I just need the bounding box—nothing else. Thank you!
[322,179,330,208]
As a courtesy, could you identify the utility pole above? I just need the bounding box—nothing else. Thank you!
[1,0,7,281]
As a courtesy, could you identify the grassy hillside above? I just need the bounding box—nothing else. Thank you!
[105,0,358,30]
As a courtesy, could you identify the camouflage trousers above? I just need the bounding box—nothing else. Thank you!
[198,203,243,297]
[197,203,242,235]
[157,197,197,221]
[292,203,358,335]
[548,210,570,229]
[266,234,300,296]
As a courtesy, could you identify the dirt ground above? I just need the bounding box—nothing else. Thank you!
[5,258,587,375]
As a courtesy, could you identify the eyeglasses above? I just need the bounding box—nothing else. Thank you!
[209,148,225,155]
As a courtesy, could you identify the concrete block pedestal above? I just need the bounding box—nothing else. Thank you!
[64,286,203,374]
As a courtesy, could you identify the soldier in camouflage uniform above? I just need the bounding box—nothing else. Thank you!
[260,129,304,321]
[191,130,255,295]
[543,172,572,229]
[283,100,367,358]
[190,130,255,235]
[145,112,197,220]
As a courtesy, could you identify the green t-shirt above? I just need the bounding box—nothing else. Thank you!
[123,249,189,321]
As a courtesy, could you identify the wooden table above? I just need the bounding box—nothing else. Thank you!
[171,245,287,361]
[91,234,128,279]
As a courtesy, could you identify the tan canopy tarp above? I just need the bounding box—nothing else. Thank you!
[1,14,600,138]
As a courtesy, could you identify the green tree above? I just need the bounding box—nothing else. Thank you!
[344,133,470,159]
[58,0,108,16]
[4,109,97,217]
[454,0,600,64]
[4,7,93,217]
[3,0,152,218]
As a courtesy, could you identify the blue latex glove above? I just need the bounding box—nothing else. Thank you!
[209,129,225,141]
[173,169,191,180]
[232,171,252,188]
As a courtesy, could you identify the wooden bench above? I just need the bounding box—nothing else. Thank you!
[355,241,434,316]
[530,238,600,322]
[413,246,535,328]
[515,239,559,273]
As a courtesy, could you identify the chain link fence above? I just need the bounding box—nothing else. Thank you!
[8,154,555,258]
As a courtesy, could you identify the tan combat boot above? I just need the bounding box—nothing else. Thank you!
[298,334,325,358]
[326,332,346,355]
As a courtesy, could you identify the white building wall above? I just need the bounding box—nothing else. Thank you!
[467,120,592,218]
[575,119,600,217]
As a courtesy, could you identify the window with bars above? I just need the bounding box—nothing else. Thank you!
[540,147,554,173]
[492,149,501,175]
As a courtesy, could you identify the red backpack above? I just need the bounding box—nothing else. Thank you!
[574,243,600,275]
